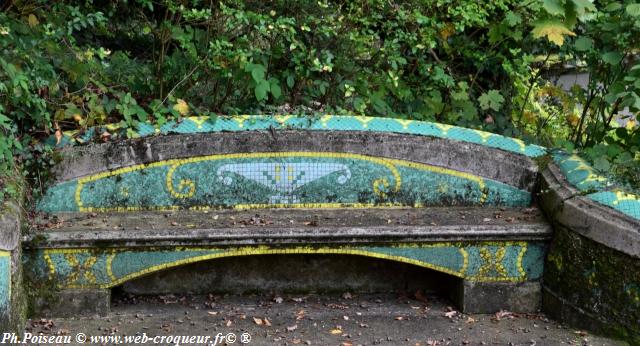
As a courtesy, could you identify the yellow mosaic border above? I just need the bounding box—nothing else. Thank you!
[43,242,529,289]
[74,152,487,212]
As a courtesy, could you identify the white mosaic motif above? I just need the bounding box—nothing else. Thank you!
[217,163,352,204]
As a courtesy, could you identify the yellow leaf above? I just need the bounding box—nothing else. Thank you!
[532,21,575,46]
[173,99,189,115]
[28,14,39,27]
[329,328,342,335]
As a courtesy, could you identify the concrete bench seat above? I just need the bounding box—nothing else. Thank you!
[27,207,551,248]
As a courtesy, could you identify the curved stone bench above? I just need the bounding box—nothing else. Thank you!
[22,115,640,339]
[25,115,552,316]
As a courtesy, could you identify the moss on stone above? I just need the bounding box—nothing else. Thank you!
[545,227,640,344]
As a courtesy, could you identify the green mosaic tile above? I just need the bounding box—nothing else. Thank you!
[55,115,547,158]
[34,242,545,289]
[553,152,640,221]
[0,254,10,311]
[37,152,531,212]
[553,153,609,192]
[587,191,640,220]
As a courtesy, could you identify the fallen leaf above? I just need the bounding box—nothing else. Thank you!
[287,325,298,332]
[414,289,429,304]
[55,129,63,145]
[444,311,457,319]
[100,131,111,142]
[329,328,342,335]
[253,317,264,325]
[493,310,514,321]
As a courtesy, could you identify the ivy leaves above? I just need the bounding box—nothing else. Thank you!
[478,90,505,112]
[245,63,281,102]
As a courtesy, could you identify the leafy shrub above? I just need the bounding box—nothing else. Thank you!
[0,0,638,198]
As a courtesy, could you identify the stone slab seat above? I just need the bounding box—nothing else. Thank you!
[24,207,552,316]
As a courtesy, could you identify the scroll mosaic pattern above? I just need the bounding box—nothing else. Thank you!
[554,153,640,220]
[52,115,547,158]
[38,152,531,212]
[30,242,546,289]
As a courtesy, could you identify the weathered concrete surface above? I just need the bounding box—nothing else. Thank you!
[454,281,541,314]
[52,131,539,190]
[0,201,26,333]
[539,163,640,344]
[26,207,551,248]
[0,202,21,252]
[35,289,110,318]
[544,227,640,344]
[540,163,640,258]
[26,293,624,345]
[555,197,640,258]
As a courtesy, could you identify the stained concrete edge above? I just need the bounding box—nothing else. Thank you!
[52,131,539,190]
[0,201,27,333]
[26,223,553,249]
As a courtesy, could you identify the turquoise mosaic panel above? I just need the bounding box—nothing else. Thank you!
[37,152,531,212]
[553,152,640,221]
[52,115,547,158]
[553,153,610,192]
[0,253,10,312]
[587,191,640,220]
[34,242,545,289]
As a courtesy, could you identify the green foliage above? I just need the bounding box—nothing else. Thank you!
[0,0,638,199]
[529,0,640,190]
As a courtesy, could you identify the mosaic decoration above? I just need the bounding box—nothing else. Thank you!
[45,115,638,218]
[554,153,640,220]
[38,152,531,212]
[30,242,546,289]
[553,153,610,192]
[51,115,547,158]
[0,251,10,311]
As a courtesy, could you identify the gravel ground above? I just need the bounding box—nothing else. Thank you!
[21,292,626,346]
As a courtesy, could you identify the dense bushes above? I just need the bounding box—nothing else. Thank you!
[0,0,638,199]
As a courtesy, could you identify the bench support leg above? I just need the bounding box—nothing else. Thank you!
[451,280,541,313]
[35,288,110,317]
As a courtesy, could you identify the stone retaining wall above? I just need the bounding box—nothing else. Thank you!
[540,160,640,343]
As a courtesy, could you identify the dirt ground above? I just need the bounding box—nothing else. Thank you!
[23,292,626,346]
